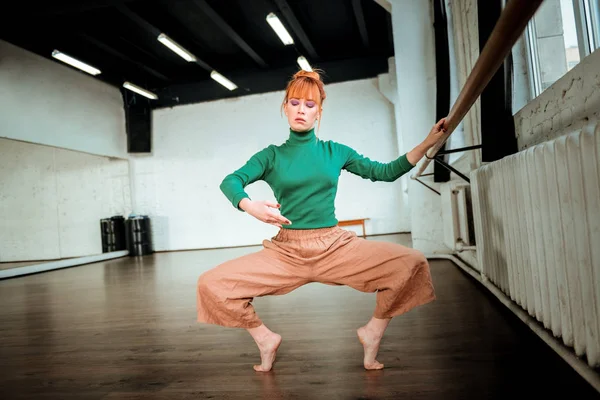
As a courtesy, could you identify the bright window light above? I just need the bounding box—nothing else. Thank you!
[266,13,294,45]
[297,56,312,72]
[51,50,101,75]
[157,33,197,62]
[123,81,158,100]
[210,71,237,91]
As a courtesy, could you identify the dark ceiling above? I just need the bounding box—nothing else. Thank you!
[1,0,394,109]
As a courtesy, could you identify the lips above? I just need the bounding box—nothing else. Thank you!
[295,118,306,123]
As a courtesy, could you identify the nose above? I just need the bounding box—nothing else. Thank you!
[298,102,306,114]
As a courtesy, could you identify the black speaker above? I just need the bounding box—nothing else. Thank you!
[124,91,152,153]
[100,216,126,253]
[125,216,154,257]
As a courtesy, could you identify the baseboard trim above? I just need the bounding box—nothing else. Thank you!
[426,253,600,393]
[365,231,410,237]
[0,250,129,280]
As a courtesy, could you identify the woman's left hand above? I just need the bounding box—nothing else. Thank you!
[406,118,449,166]
[423,118,447,149]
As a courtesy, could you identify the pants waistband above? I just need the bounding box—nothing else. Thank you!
[274,225,341,241]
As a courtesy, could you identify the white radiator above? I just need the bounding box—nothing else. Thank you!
[471,122,600,368]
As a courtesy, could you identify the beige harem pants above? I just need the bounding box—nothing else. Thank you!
[197,226,435,328]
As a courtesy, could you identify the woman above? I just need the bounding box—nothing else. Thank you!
[197,69,446,372]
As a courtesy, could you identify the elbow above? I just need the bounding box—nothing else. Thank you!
[219,174,234,195]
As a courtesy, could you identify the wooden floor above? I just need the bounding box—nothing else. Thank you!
[0,237,598,399]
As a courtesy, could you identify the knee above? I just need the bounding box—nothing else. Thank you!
[409,248,428,268]
[392,245,428,267]
[197,271,218,296]
[392,247,429,278]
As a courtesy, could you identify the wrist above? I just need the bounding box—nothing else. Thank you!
[420,140,433,152]
[239,198,252,211]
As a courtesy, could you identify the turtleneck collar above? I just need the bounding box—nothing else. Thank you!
[286,127,316,146]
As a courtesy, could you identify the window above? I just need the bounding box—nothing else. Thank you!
[525,0,600,97]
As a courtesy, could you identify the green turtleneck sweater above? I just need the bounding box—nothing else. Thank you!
[220,128,415,229]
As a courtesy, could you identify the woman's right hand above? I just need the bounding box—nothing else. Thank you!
[239,198,292,228]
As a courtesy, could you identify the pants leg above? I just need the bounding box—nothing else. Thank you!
[317,230,436,319]
[197,247,310,329]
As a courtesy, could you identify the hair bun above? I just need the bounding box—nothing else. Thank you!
[293,69,322,82]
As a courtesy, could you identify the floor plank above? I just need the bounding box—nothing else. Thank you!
[0,238,598,399]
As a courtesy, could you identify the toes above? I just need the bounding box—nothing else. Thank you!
[364,362,384,370]
[254,363,274,372]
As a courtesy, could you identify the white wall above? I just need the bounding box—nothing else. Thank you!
[389,0,452,255]
[131,78,409,251]
[515,48,600,150]
[0,138,131,262]
[0,39,127,158]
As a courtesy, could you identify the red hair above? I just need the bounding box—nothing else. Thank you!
[282,69,326,130]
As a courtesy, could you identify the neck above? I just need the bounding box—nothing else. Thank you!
[287,127,316,145]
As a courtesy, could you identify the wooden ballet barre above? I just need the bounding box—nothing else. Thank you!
[412,0,544,179]
[338,218,370,238]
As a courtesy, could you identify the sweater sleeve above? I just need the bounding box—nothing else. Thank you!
[219,146,274,210]
[338,143,415,182]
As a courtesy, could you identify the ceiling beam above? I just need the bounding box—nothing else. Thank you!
[153,55,389,109]
[78,33,171,82]
[31,0,138,16]
[352,0,370,48]
[191,0,268,68]
[115,4,214,72]
[115,5,159,39]
[273,0,319,60]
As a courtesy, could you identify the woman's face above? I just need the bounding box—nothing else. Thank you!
[285,97,320,132]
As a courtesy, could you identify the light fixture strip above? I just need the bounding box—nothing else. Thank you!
[123,81,158,100]
[157,33,197,62]
[297,56,312,72]
[266,13,294,45]
[210,71,237,91]
[51,50,101,75]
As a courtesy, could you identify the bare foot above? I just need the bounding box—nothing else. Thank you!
[253,333,282,372]
[357,326,384,370]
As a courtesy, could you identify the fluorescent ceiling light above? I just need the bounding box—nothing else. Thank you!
[157,33,197,62]
[51,50,101,75]
[297,56,312,72]
[123,81,158,100]
[266,13,294,45]
[210,71,237,91]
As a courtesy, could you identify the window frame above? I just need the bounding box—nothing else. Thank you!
[523,0,600,98]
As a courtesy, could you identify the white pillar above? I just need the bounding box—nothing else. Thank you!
[377,57,411,231]
[389,0,451,254]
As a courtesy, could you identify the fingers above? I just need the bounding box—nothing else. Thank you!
[255,201,291,227]
[269,215,291,225]
[273,211,291,225]
[265,208,291,225]
[266,216,291,226]
[437,118,447,131]
[278,216,292,225]
[266,219,283,228]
